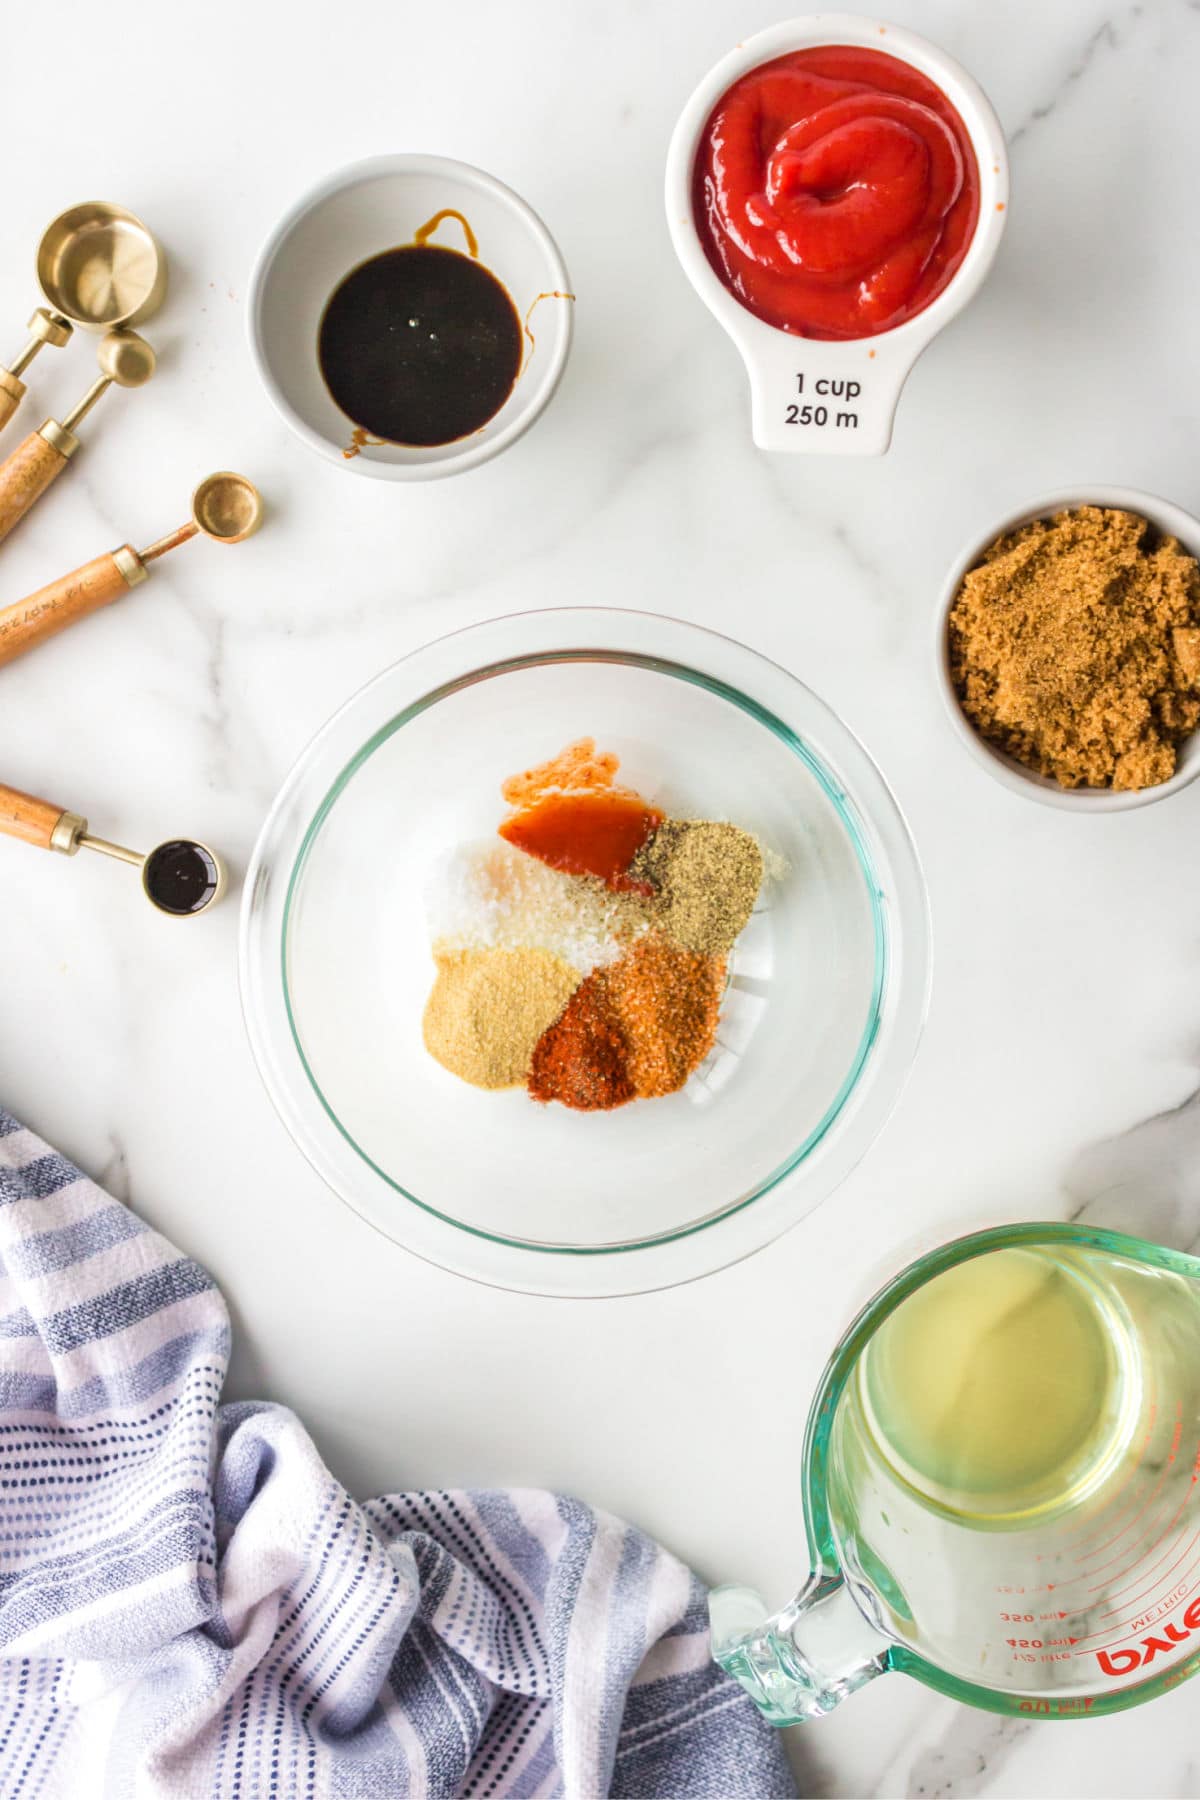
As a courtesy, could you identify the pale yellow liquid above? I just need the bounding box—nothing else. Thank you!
[858,1248,1138,1521]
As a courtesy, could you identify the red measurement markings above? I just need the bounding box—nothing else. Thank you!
[1077,1573,1200,1650]
[1079,1591,1200,1656]
[1076,1407,1185,1568]
[1095,1524,1200,1618]
[988,1423,1200,1618]
[1082,1501,1180,1594]
[992,1565,1094,1602]
[1004,1632,1079,1652]
[1087,1459,1200,1606]
[1079,1419,1190,1590]
[1082,1572,1200,1657]
[1064,1394,1159,1553]
[1099,1482,1200,1605]
[1007,1572,1079,1597]
[1018,1697,1096,1715]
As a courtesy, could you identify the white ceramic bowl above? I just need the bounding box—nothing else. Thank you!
[665,15,1008,455]
[936,486,1200,811]
[246,155,573,480]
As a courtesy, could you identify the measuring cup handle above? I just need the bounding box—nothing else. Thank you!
[0,429,71,545]
[0,782,75,852]
[0,549,143,669]
[710,1576,888,1724]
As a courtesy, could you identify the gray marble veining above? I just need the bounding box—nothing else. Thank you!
[2,1,1197,1794]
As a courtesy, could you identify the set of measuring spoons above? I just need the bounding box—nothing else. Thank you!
[0,201,264,918]
[0,203,161,539]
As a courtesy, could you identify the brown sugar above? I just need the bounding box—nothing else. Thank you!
[948,507,1200,791]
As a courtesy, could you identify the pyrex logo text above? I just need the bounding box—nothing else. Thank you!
[1096,1597,1200,1676]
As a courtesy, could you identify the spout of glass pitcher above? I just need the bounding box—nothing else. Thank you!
[710,1572,890,1725]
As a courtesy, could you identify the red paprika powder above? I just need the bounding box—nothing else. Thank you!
[527,970,635,1111]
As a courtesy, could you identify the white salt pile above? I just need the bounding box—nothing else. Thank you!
[425,840,647,974]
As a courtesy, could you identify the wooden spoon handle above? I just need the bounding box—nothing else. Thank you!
[0,430,69,544]
[0,374,25,435]
[0,550,141,668]
[0,782,74,851]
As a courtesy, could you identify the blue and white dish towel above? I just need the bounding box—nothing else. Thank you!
[0,1108,796,1799]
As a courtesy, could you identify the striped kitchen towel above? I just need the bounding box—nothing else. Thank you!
[0,1109,796,1800]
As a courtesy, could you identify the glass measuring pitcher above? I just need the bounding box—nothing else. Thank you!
[713,1223,1200,1723]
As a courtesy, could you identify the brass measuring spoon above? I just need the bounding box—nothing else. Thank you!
[0,782,226,917]
[0,329,156,546]
[0,203,165,435]
[0,472,262,668]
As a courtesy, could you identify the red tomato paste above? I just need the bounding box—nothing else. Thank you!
[693,46,980,340]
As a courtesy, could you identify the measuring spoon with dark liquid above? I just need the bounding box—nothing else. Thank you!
[0,782,226,917]
[318,210,524,448]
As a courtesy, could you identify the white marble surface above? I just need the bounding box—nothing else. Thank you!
[5,0,1200,1792]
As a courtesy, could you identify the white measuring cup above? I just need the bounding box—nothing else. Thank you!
[713,1224,1200,1722]
[665,16,1009,455]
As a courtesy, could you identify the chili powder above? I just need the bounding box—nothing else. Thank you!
[607,937,726,1098]
[527,969,635,1111]
[526,934,727,1111]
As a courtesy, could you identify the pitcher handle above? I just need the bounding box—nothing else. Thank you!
[710,1573,889,1724]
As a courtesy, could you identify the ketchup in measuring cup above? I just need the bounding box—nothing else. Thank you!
[692,46,981,340]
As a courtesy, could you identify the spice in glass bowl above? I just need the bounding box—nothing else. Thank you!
[426,840,647,973]
[606,936,726,1099]
[527,935,727,1112]
[630,819,763,954]
[420,738,770,1109]
[948,506,1200,791]
[527,966,637,1111]
[423,946,580,1089]
[498,738,662,892]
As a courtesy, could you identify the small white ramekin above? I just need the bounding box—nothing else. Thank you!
[665,15,1008,456]
[246,155,573,481]
[936,486,1200,812]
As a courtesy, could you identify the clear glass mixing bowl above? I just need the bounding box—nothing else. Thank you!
[239,609,930,1295]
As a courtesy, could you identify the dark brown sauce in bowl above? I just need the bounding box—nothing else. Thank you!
[318,244,523,447]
